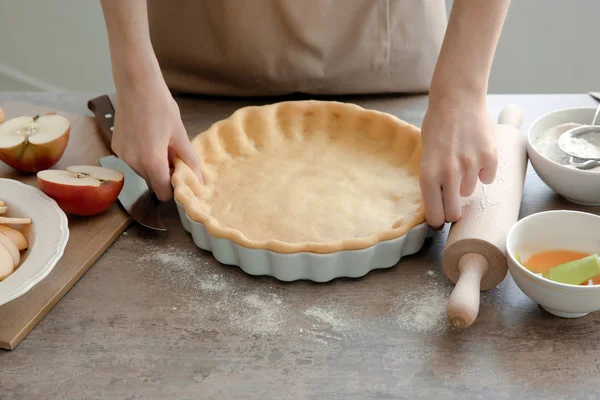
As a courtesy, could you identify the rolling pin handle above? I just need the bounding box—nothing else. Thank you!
[446,253,489,329]
[498,104,524,129]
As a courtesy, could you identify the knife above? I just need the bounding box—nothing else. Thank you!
[590,92,600,102]
[87,95,166,231]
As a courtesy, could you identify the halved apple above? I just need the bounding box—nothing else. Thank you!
[37,165,124,216]
[0,225,28,251]
[0,113,70,173]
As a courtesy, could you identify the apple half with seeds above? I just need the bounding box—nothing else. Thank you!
[0,113,70,173]
[37,165,124,216]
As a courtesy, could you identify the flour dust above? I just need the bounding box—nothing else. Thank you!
[136,242,488,340]
[137,243,287,335]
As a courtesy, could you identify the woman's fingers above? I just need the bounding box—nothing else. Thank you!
[171,127,204,184]
[478,148,498,184]
[419,166,445,229]
[459,155,479,197]
[442,165,462,223]
[144,150,173,201]
[421,162,476,229]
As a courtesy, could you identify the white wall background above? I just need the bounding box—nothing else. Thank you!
[0,0,597,94]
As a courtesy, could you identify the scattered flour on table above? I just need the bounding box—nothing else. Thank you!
[302,305,364,342]
[137,243,497,338]
[137,243,359,339]
[137,244,287,335]
[304,306,352,333]
[138,245,230,293]
[395,271,498,334]
[199,274,228,292]
[396,280,451,334]
[227,292,286,335]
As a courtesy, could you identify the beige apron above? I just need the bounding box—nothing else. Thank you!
[147,0,447,96]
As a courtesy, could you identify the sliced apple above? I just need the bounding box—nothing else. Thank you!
[0,242,15,281]
[0,225,28,251]
[0,106,4,124]
[0,216,32,225]
[0,202,30,250]
[0,113,70,173]
[37,165,124,216]
[0,232,19,267]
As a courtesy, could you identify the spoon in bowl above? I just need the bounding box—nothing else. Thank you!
[557,102,600,170]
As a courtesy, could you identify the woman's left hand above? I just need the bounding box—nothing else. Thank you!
[418,94,498,229]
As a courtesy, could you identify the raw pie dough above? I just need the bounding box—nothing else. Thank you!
[172,100,425,254]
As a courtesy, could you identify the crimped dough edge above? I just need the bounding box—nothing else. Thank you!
[172,100,425,254]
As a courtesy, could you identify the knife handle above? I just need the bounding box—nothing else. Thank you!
[87,95,116,154]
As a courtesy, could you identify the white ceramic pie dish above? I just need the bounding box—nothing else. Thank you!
[0,179,69,306]
[175,199,430,282]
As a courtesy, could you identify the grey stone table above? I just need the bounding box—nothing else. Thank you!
[0,92,599,400]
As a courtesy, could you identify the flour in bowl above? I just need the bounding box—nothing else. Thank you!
[533,122,600,171]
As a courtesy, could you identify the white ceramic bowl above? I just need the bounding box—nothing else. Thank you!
[0,179,69,306]
[506,210,600,318]
[528,107,600,205]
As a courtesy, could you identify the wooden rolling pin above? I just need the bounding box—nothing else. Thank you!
[442,104,528,329]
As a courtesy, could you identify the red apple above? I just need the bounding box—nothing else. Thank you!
[0,113,70,173]
[37,165,124,216]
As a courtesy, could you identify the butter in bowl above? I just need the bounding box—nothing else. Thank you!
[506,210,600,318]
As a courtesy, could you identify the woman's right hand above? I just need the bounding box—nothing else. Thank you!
[100,0,201,200]
[111,74,203,201]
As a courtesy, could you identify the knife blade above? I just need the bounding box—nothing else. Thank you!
[589,92,600,102]
[87,95,166,231]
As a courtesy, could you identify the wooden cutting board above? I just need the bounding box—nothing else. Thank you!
[0,101,131,350]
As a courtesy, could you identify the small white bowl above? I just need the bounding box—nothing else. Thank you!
[506,210,600,318]
[0,179,69,306]
[528,107,600,206]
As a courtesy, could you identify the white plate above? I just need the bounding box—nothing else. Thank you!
[175,200,431,282]
[0,179,69,306]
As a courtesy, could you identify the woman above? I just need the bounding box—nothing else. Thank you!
[100,0,510,229]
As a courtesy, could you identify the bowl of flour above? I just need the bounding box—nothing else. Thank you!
[528,107,600,205]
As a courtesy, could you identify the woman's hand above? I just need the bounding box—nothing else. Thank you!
[100,0,202,202]
[112,75,203,201]
[417,0,510,228]
[419,94,497,229]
